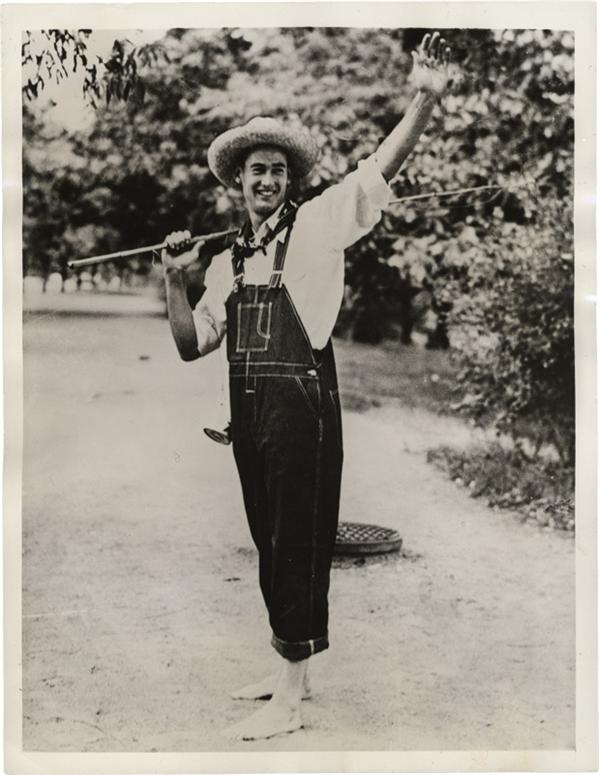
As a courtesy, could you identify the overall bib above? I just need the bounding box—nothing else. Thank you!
[226,211,343,662]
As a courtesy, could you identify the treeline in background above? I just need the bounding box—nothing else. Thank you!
[23,27,574,522]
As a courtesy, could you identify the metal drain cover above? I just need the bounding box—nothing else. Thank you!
[334,522,402,556]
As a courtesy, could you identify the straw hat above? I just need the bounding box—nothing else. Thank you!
[207,116,320,189]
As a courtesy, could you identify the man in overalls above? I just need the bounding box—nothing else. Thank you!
[162,32,450,740]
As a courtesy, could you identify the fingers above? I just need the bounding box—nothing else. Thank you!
[162,229,202,270]
[412,32,452,96]
[419,31,438,57]
[418,30,450,64]
[438,37,451,68]
[165,229,192,255]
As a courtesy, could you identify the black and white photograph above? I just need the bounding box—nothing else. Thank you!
[3,2,596,772]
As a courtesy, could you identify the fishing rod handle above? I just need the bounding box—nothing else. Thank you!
[67,228,238,269]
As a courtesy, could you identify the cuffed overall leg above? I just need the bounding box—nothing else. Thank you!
[231,373,343,661]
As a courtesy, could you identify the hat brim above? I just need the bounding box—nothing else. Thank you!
[208,122,319,189]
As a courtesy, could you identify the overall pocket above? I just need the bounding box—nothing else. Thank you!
[235,302,272,353]
[294,376,321,419]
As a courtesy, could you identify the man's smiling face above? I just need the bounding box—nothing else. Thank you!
[238,146,289,222]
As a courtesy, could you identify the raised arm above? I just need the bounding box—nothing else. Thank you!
[162,231,223,361]
[375,32,451,182]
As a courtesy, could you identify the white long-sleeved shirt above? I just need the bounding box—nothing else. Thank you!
[194,155,392,350]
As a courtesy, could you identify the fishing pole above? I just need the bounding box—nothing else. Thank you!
[68,182,525,269]
[67,227,238,269]
[388,183,509,206]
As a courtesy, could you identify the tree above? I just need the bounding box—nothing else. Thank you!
[22,29,167,106]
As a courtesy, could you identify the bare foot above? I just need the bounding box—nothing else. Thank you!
[222,700,303,741]
[231,672,312,701]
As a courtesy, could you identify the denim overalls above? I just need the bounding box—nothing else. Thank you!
[226,209,343,662]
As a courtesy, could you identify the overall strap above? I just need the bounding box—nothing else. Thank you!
[268,208,297,289]
[231,264,245,293]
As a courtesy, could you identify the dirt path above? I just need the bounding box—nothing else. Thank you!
[21,311,574,753]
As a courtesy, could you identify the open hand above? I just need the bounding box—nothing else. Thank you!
[410,31,451,97]
[161,230,202,271]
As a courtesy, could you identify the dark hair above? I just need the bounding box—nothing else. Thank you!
[235,145,294,187]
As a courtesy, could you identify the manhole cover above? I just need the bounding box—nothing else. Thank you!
[334,522,402,556]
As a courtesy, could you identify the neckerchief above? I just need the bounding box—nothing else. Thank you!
[231,201,297,281]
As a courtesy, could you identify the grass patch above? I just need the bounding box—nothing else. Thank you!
[334,337,458,414]
[427,443,574,532]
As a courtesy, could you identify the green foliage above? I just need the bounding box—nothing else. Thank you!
[443,200,574,464]
[23,30,92,101]
[427,443,574,532]
[22,29,168,106]
[99,38,168,107]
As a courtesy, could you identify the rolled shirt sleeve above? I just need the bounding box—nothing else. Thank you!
[299,154,392,252]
